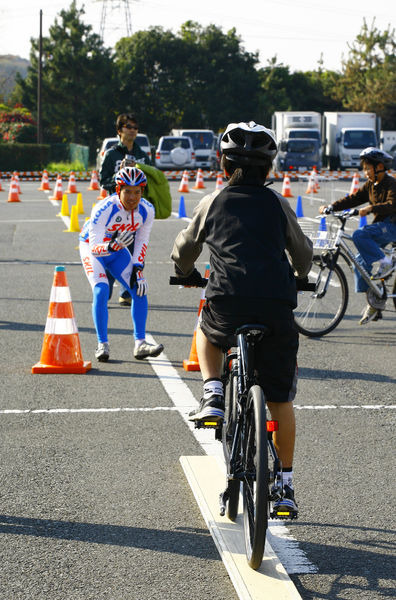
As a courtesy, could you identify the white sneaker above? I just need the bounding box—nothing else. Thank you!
[372,257,394,280]
[95,342,110,361]
[134,341,164,360]
[359,305,379,325]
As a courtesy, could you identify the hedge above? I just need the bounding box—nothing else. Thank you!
[0,142,89,170]
[0,143,51,170]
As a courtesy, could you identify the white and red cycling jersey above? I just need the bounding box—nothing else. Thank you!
[79,193,155,266]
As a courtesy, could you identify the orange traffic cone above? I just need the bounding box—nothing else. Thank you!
[88,170,100,191]
[97,187,108,200]
[215,172,224,190]
[38,170,50,191]
[183,266,210,371]
[13,172,22,194]
[50,176,63,201]
[32,266,91,374]
[281,173,293,197]
[349,172,360,195]
[67,171,78,193]
[0,177,3,191]
[193,168,206,189]
[305,172,317,194]
[178,170,190,193]
[8,177,21,202]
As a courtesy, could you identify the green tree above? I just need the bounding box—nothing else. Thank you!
[113,22,261,136]
[332,19,396,128]
[12,2,114,150]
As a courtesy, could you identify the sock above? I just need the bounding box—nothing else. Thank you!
[282,468,294,489]
[135,339,145,349]
[203,378,224,399]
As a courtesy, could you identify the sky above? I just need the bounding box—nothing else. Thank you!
[0,0,395,72]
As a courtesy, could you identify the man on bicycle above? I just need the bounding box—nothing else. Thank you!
[320,147,396,325]
[171,121,313,514]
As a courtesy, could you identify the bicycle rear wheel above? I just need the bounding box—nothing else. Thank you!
[242,385,268,570]
[222,360,240,521]
[294,258,348,337]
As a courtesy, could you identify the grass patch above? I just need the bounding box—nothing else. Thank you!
[45,160,86,172]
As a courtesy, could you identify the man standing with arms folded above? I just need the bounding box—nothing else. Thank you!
[100,113,152,306]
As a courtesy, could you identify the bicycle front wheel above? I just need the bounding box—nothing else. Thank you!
[294,258,348,337]
[242,385,268,570]
[222,360,240,521]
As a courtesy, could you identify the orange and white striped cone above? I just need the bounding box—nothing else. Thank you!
[178,170,190,193]
[8,177,21,203]
[32,266,91,374]
[215,172,224,190]
[38,170,50,191]
[305,172,316,194]
[0,178,3,192]
[50,176,63,201]
[281,173,293,197]
[13,172,22,194]
[97,187,108,200]
[193,168,206,189]
[349,172,360,195]
[67,171,78,193]
[183,266,210,371]
[88,170,100,191]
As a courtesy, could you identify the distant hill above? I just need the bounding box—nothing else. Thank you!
[0,55,30,102]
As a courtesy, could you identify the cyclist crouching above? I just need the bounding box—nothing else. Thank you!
[171,121,313,515]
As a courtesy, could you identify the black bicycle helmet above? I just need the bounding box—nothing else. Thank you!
[220,121,277,166]
[359,147,393,170]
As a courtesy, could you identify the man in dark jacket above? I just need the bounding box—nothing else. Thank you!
[171,121,313,516]
[320,147,396,324]
[100,113,152,305]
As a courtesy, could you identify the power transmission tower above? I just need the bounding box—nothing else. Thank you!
[97,0,137,41]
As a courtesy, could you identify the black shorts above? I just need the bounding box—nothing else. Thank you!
[199,298,299,403]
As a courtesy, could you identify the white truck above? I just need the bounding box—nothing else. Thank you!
[380,130,396,153]
[272,111,322,143]
[170,129,216,169]
[322,112,379,170]
[271,111,322,171]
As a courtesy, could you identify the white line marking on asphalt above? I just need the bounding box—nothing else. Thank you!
[171,212,192,222]
[0,407,178,414]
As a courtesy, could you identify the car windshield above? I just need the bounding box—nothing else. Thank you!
[287,140,316,153]
[182,132,213,150]
[161,138,191,151]
[343,130,376,149]
[288,130,320,140]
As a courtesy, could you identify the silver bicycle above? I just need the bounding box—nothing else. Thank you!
[294,209,396,337]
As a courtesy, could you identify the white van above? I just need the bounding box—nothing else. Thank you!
[170,129,216,169]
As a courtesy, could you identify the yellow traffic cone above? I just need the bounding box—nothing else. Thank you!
[64,205,80,233]
[76,192,84,214]
[57,193,70,217]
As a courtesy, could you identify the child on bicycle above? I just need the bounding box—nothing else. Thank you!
[80,166,163,362]
[320,147,396,325]
[171,121,313,515]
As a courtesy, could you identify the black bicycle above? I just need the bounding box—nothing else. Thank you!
[170,272,309,570]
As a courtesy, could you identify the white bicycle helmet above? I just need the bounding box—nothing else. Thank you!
[359,147,392,170]
[115,166,147,187]
[221,121,277,165]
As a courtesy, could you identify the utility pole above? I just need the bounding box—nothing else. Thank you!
[37,9,43,144]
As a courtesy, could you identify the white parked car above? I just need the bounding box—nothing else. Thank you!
[96,134,152,170]
[155,136,196,170]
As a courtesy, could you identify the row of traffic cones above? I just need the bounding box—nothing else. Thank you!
[36,170,101,195]
[178,169,224,193]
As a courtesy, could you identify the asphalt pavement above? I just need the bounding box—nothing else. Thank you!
[0,176,395,599]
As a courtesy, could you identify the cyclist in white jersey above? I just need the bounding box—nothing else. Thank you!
[79,166,164,361]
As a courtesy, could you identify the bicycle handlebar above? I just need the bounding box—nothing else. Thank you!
[169,274,315,291]
[322,207,359,217]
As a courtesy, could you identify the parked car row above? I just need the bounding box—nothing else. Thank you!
[96,129,221,171]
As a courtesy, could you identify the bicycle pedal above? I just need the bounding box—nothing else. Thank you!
[270,509,298,520]
[194,419,223,430]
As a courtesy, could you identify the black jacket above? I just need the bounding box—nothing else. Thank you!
[171,183,313,308]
